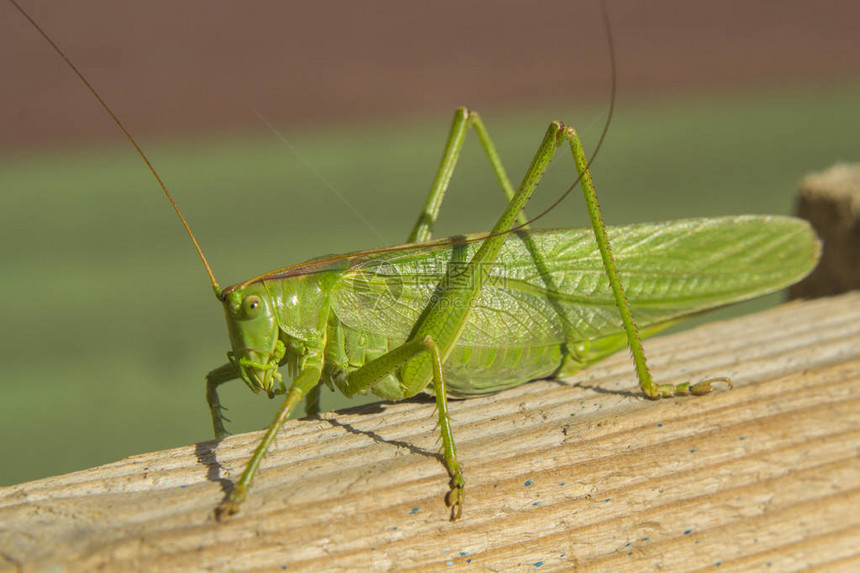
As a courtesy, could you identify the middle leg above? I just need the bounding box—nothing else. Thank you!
[340,335,466,520]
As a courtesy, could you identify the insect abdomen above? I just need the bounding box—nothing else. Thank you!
[324,315,569,399]
[442,343,568,396]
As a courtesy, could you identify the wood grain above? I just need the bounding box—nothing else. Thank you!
[1,292,859,572]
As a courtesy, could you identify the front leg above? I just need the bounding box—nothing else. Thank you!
[215,351,324,521]
[205,363,239,439]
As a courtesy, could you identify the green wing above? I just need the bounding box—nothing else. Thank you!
[330,216,820,348]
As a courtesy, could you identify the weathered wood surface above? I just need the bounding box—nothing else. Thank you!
[1,293,859,572]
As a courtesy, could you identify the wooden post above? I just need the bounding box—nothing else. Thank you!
[1,292,859,572]
[790,163,860,299]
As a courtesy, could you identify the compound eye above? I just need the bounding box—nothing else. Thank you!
[243,295,262,317]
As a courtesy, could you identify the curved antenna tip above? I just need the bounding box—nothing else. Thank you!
[9,0,220,291]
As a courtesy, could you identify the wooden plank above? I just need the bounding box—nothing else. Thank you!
[1,292,859,572]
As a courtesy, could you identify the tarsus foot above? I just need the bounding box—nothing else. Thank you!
[446,475,465,521]
[649,376,733,398]
[215,485,246,522]
[689,376,733,395]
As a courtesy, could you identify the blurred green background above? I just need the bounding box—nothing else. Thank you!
[1,1,858,486]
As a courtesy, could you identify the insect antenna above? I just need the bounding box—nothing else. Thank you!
[513,0,617,230]
[236,0,622,287]
[8,0,222,296]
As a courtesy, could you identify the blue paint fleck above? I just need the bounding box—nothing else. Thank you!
[391,526,398,530]
[739,436,746,440]
[657,423,663,427]
[684,529,692,535]
[467,559,472,563]
[410,507,420,515]
[371,547,375,551]
[689,448,696,453]
[534,561,544,567]
[446,561,453,566]
[281,567,287,571]
[460,551,469,556]
[715,562,721,567]
[624,542,631,547]
[766,562,772,567]
[558,482,565,486]
[628,552,632,556]
[532,501,543,506]
[524,480,533,487]
[641,537,649,541]
[602,498,611,502]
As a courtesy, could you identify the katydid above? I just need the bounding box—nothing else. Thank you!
[10,0,821,523]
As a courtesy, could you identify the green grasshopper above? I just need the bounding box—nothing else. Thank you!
[204,114,819,521]
[12,0,820,522]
